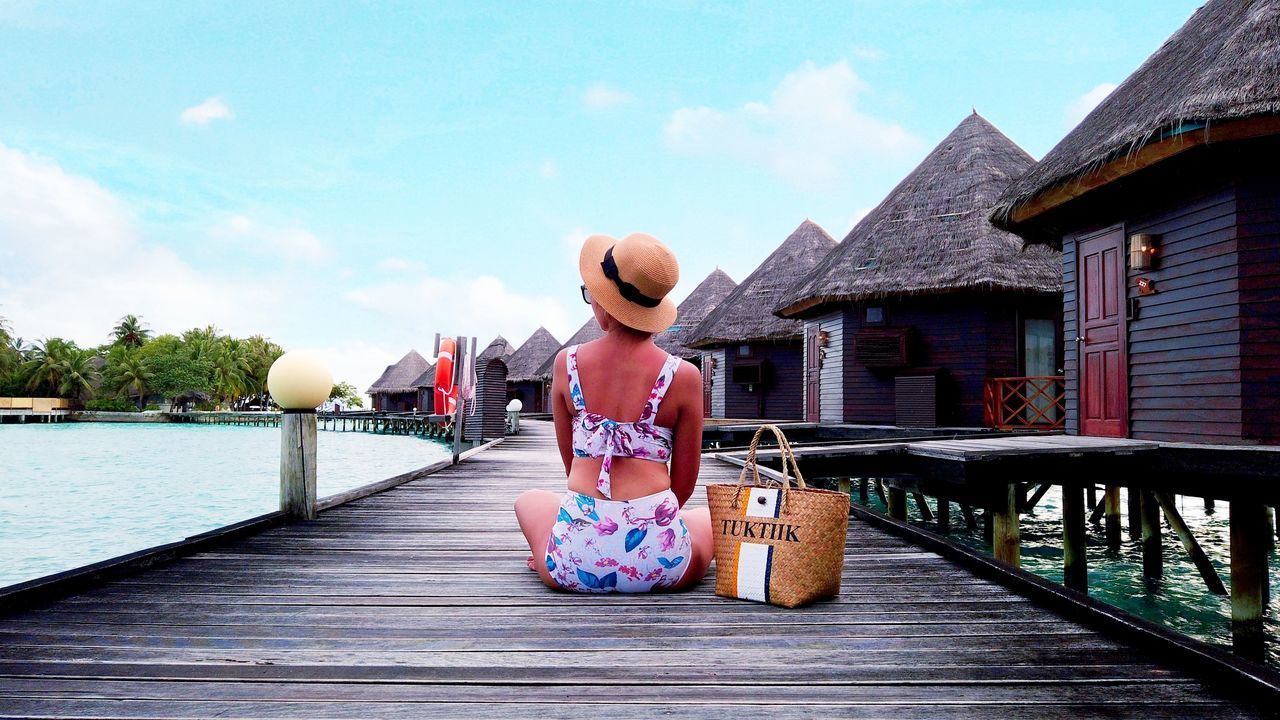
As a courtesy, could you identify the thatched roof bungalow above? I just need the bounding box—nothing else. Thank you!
[366,350,431,412]
[776,113,1062,428]
[467,335,515,441]
[992,0,1280,444]
[686,220,837,420]
[655,268,738,362]
[505,327,560,413]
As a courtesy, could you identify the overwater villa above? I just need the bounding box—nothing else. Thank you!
[365,349,431,412]
[654,268,738,367]
[776,113,1062,428]
[504,326,560,413]
[686,220,837,420]
[465,335,515,440]
[991,0,1280,445]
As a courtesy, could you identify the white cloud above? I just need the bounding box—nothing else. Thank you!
[180,96,235,126]
[1064,83,1117,129]
[378,257,423,273]
[210,214,331,263]
[540,159,558,179]
[343,274,575,357]
[0,142,269,345]
[663,60,921,188]
[583,83,635,110]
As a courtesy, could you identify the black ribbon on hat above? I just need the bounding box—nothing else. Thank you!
[601,246,662,308]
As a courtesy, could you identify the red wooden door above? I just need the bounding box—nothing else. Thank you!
[805,326,821,423]
[701,358,712,418]
[1077,228,1128,437]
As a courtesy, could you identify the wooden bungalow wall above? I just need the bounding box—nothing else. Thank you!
[374,391,419,413]
[705,349,726,418]
[1238,174,1280,444]
[1058,159,1263,443]
[805,312,845,423]
[821,295,1058,427]
[719,342,804,421]
[508,381,544,414]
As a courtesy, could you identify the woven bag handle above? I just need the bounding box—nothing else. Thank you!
[732,424,807,512]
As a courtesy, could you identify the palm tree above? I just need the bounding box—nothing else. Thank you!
[24,339,99,399]
[112,315,151,348]
[211,339,252,407]
[110,348,153,409]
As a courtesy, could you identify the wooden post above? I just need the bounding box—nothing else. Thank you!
[1104,485,1122,553]
[837,478,851,497]
[982,508,994,545]
[1204,497,1215,514]
[1152,492,1226,596]
[452,336,467,464]
[937,495,951,535]
[886,486,907,521]
[858,479,868,505]
[1087,484,1098,513]
[1230,498,1268,660]
[1140,490,1163,586]
[961,504,978,531]
[912,492,934,521]
[1128,487,1143,543]
[280,410,317,520]
[1062,483,1087,593]
[993,482,1020,567]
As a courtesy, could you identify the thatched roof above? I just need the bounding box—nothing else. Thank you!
[686,220,837,348]
[992,0,1280,236]
[366,350,431,395]
[410,364,437,389]
[505,327,561,382]
[777,113,1061,318]
[477,335,515,364]
[656,268,737,358]
[535,319,604,381]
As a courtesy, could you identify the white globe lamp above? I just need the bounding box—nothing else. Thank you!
[267,351,333,520]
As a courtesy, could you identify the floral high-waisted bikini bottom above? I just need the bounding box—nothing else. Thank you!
[545,489,692,593]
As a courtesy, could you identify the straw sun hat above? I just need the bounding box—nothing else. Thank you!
[579,233,679,334]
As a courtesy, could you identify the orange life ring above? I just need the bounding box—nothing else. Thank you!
[434,338,456,414]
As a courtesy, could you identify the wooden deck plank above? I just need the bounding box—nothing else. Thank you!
[0,421,1263,718]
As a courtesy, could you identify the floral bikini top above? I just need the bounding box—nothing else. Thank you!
[566,344,680,500]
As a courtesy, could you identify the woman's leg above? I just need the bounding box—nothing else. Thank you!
[514,489,562,589]
[670,507,713,591]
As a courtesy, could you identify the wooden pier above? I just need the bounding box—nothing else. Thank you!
[0,421,1268,717]
[168,411,454,437]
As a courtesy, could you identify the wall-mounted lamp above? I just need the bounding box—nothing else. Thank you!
[1129,233,1158,270]
[817,330,830,348]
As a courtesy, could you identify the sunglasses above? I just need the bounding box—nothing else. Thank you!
[580,284,592,305]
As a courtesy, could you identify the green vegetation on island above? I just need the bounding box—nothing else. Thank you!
[0,313,360,411]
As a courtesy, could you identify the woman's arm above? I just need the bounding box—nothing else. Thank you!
[550,349,575,476]
[667,360,704,506]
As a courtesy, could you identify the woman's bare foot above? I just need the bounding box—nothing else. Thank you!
[527,555,536,570]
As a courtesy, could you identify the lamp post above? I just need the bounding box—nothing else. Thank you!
[267,351,333,520]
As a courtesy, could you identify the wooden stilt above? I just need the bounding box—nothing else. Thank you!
[1021,483,1052,514]
[887,486,907,521]
[961,504,978,531]
[1128,487,1143,543]
[937,496,951,535]
[280,411,317,520]
[1266,507,1277,551]
[1062,483,1087,593]
[837,478,851,497]
[993,483,1020,567]
[1152,492,1226,596]
[1230,498,1268,661]
[1140,490,1163,587]
[1104,485,1122,553]
[1204,496,1215,514]
[1088,484,1098,513]
[911,492,934,521]
[873,479,888,507]
[982,509,994,545]
[858,479,868,505]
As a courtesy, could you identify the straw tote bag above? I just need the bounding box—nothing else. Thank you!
[706,425,850,608]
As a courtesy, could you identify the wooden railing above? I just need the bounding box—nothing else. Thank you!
[983,376,1065,429]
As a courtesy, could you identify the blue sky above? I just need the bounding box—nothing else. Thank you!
[0,0,1204,394]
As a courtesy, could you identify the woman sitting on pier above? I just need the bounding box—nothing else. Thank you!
[515,233,713,592]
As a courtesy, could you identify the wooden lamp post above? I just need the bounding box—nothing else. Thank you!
[267,351,333,520]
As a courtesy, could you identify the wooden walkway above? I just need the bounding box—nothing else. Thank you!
[0,421,1265,718]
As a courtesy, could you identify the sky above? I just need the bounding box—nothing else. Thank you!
[0,0,1205,396]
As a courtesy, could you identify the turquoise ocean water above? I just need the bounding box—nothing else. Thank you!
[0,422,451,588]
[848,483,1280,668]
